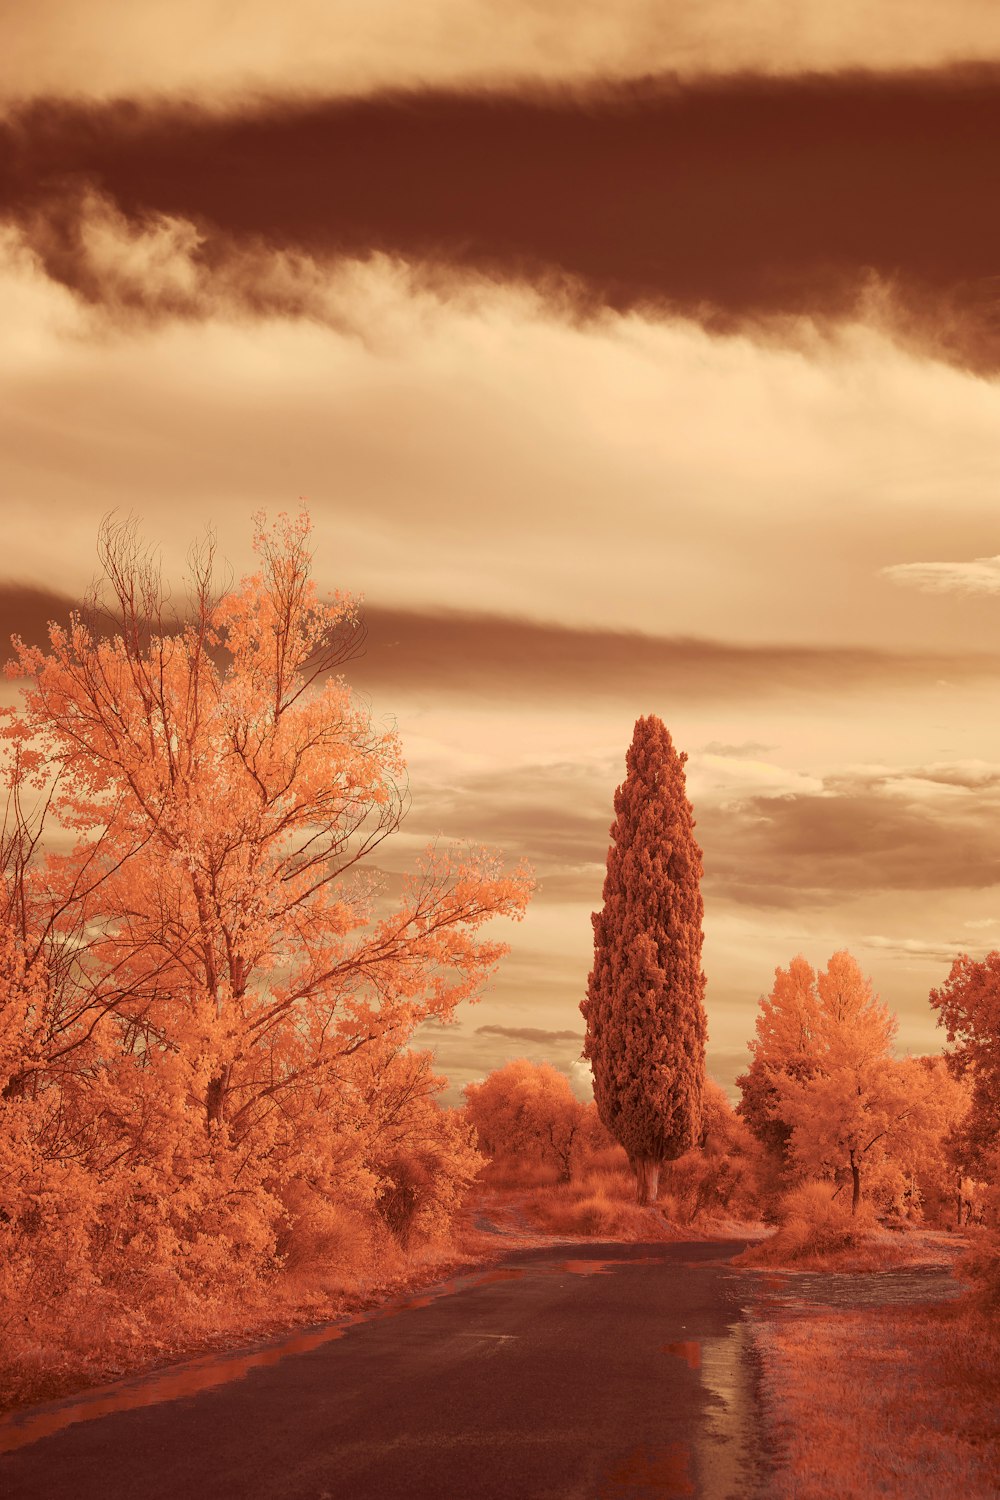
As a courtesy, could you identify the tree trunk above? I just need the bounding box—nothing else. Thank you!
[205,1065,231,1129]
[851,1158,861,1215]
[634,1156,661,1206]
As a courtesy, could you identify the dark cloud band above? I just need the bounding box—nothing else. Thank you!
[474,1024,583,1044]
[4,585,997,702]
[5,68,1000,367]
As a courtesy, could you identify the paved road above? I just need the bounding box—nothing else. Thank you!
[0,1241,770,1500]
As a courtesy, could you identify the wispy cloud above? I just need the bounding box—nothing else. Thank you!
[882,555,1000,596]
[861,934,992,963]
[474,1024,583,1045]
[8,585,998,703]
[700,740,776,758]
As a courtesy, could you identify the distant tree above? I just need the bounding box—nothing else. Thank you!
[737,954,822,1160]
[463,1059,597,1182]
[930,952,1000,1178]
[930,955,1000,1296]
[891,1055,973,1226]
[663,1078,765,1224]
[749,951,961,1214]
[581,715,707,1206]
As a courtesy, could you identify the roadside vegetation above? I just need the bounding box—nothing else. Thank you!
[755,1301,1000,1500]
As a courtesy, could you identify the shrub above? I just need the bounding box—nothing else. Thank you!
[749,1179,878,1264]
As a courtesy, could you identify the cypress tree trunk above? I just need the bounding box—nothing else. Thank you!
[633,1156,662,1207]
[582,716,708,1210]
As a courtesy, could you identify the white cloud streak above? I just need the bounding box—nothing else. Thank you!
[881,555,1000,596]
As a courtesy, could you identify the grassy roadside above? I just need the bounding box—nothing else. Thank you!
[0,1211,533,1417]
[751,1295,1000,1498]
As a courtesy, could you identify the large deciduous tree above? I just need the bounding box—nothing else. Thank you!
[581,715,707,1206]
[0,512,532,1313]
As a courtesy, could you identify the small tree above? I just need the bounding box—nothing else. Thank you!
[737,954,822,1161]
[930,952,1000,1180]
[930,954,1000,1300]
[463,1059,593,1182]
[581,716,707,1205]
[752,952,959,1215]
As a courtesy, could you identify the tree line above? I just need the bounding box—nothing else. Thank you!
[576,713,999,1283]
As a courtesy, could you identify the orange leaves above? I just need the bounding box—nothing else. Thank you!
[463,1059,598,1182]
[0,510,532,1334]
[742,951,968,1216]
[930,951,1000,1175]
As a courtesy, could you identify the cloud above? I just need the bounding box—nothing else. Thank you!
[881,555,1000,596]
[355,611,1000,705]
[701,764,1000,906]
[6,2,1000,104]
[686,753,826,804]
[7,583,998,704]
[826,760,1000,794]
[700,740,775,758]
[861,934,991,963]
[568,1058,594,1101]
[4,215,1000,658]
[474,1024,583,1044]
[8,73,1000,370]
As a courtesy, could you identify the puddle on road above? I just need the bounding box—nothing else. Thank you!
[694,1320,761,1500]
[472,1267,525,1286]
[661,1341,701,1370]
[562,1258,618,1276]
[562,1256,670,1277]
[0,1320,355,1457]
[599,1441,695,1498]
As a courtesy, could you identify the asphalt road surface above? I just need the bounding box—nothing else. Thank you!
[0,1240,770,1500]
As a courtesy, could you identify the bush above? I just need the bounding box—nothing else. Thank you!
[748,1180,878,1264]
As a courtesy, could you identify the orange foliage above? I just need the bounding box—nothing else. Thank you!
[661,1078,766,1225]
[463,1059,605,1182]
[0,513,531,1387]
[741,953,967,1217]
[931,953,1000,1304]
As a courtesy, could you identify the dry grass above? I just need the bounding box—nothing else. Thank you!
[520,1164,678,1240]
[735,1181,961,1273]
[754,1299,1000,1499]
[485,1154,766,1243]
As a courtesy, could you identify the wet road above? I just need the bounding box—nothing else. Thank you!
[0,1241,769,1500]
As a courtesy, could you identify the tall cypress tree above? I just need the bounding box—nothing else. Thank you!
[582,715,707,1205]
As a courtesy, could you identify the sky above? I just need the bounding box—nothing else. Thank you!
[4,6,1000,1101]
